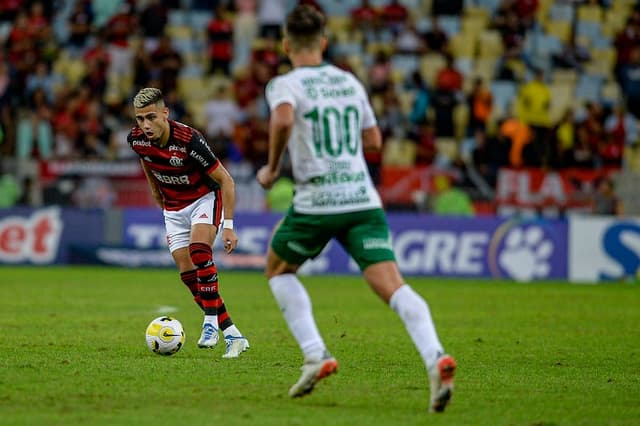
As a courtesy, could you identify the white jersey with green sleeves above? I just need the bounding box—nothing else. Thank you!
[266,63,383,214]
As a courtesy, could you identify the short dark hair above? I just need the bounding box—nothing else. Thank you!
[133,87,165,109]
[285,4,326,51]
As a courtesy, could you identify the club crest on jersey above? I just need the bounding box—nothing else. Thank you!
[169,155,183,167]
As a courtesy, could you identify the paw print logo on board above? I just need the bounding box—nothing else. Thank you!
[498,226,553,281]
[488,221,557,281]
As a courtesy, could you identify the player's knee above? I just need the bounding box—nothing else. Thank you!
[265,261,298,279]
[189,242,212,267]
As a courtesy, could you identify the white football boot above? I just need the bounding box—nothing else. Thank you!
[197,323,219,348]
[222,336,250,358]
[429,354,457,413]
[289,351,338,398]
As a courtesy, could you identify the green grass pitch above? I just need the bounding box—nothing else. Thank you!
[1,266,639,425]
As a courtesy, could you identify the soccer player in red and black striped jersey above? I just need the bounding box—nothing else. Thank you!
[127,87,249,358]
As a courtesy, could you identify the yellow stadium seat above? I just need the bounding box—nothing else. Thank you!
[601,81,622,104]
[185,99,207,129]
[549,82,575,123]
[435,137,459,163]
[583,58,614,80]
[327,16,351,37]
[604,8,629,34]
[472,58,498,83]
[177,77,208,101]
[592,47,617,69]
[577,4,603,23]
[544,20,572,43]
[65,60,87,87]
[461,15,487,36]
[478,30,504,59]
[464,6,489,20]
[397,91,416,116]
[537,0,555,22]
[383,138,417,167]
[551,69,578,85]
[419,53,446,87]
[164,25,192,40]
[449,33,477,59]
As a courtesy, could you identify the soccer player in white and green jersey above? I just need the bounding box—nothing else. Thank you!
[256,5,456,413]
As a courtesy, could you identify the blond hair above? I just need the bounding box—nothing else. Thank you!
[133,87,165,109]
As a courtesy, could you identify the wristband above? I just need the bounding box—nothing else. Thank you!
[223,219,234,230]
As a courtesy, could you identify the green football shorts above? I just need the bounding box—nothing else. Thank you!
[270,208,396,270]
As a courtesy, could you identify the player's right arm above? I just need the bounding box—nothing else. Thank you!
[140,160,164,209]
[258,102,294,189]
[258,77,295,190]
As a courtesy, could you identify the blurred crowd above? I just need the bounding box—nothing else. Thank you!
[0,0,639,213]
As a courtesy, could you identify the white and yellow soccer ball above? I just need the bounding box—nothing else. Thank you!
[145,316,185,356]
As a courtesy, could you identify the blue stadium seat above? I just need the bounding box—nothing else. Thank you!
[438,16,461,37]
[575,73,604,103]
[490,80,517,115]
[549,4,574,22]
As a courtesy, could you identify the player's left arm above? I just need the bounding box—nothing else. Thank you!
[358,81,382,152]
[362,126,382,152]
[208,163,238,254]
[189,131,238,253]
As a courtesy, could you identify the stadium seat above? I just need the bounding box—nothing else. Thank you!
[435,137,459,164]
[397,91,416,116]
[591,47,617,70]
[455,57,474,78]
[186,99,207,129]
[472,58,498,84]
[575,73,604,103]
[474,0,501,15]
[576,20,602,45]
[537,0,555,20]
[461,15,487,36]
[605,8,629,35]
[327,15,351,37]
[391,54,420,78]
[478,30,504,59]
[165,25,192,40]
[577,4,603,23]
[168,9,188,26]
[415,16,433,34]
[178,77,209,102]
[583,58,614,80]
[601,80,622,106]
[419,53,446,87]
[383,138,417,167]
[188,10,213,32]
[65,59,87,87]
[544,20,572,44]
[438,15,461,37]
[491,80,518,115]
[464,5,490,21]
[551,69,578,85]
[450,33,477,59]
[548,3,574,22]
[549,82,575,123]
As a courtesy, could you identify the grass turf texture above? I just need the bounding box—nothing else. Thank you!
[1,266,639,426]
